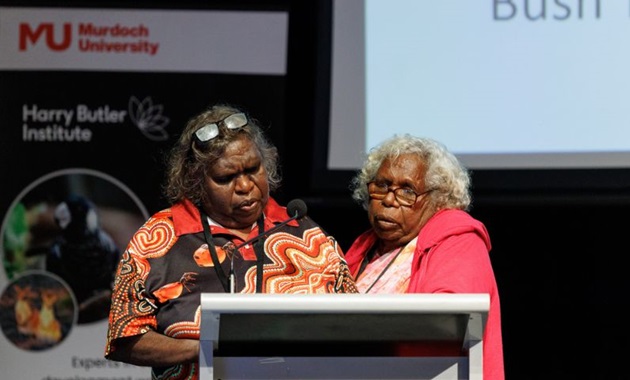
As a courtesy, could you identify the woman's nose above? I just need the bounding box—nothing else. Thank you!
[381,190,400,207]
[234,174,254,193]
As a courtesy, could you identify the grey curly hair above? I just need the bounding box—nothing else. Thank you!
[350,134,471,211]
[163,104,281,206]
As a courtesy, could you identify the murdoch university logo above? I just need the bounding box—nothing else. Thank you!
[19,23,72,51]
[17,22,159,55]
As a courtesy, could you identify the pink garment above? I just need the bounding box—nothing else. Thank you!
[354,238,416,293]
[345,209,504,380]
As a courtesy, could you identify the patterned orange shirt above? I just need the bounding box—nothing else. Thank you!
[105,198,357,379]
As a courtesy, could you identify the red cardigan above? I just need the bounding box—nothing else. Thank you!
[345,209,504,380]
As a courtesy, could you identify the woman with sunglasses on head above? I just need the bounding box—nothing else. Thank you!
[104,104,357,380]
[344,134,504,380]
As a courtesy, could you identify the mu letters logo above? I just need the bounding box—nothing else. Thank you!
[19,23,72,51]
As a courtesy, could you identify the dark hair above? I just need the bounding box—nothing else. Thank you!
[163,104,281,206]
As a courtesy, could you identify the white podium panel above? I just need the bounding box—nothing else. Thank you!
[200,293,488,380]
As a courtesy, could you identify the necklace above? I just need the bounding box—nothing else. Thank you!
[363,246,404,293]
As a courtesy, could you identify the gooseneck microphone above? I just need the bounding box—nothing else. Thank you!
[228,199,308,293]
[286,198,308,220]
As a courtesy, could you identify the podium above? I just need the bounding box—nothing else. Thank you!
[200,293,488,380]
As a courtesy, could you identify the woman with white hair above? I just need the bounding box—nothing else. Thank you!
[345,134,504,380]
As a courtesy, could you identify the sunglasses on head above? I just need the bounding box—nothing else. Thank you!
[194,112,248,143]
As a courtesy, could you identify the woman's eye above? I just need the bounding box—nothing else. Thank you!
[400,188,416,196]
[373,181,388,189]
[214,175,234,184]
[245,165,260,175]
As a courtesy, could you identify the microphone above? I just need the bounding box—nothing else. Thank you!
[228,199,307,292]
[286,198,308,219]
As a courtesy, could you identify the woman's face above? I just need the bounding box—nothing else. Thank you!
[202,135,269,229]
[367,153,434,253]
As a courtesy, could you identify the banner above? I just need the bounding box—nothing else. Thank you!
[0,6,288,379]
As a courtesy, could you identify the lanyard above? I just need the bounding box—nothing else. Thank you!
[199,207,266,293]
[363,246,404,293]
[254,217,265,293]
[356,244,379,279]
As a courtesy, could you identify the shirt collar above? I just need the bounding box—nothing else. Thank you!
[171,197,298,237]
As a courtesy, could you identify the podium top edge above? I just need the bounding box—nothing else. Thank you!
[200,293,489,313]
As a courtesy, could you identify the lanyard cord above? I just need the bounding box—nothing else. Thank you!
[254,217,265,293]
[199,208,230,293]
[363,246,404,294]
[356,244,379,279]
[198,206,266,293]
